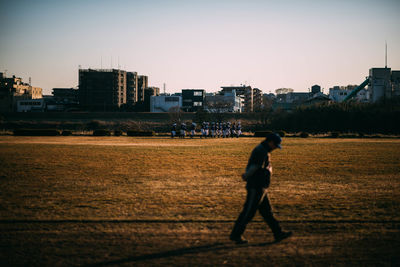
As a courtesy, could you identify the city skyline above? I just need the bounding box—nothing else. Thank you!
[1,0,399,95]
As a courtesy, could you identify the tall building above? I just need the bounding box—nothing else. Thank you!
[0,73,42,112]
[369,68,392,103]
[221,85,254,112]
[78,69,127,111]
[137,75,148,102]
[253,88,263,112]
[126,72,138,105]
[182,89,205,112]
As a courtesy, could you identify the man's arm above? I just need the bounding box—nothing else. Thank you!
[242,164,260,181]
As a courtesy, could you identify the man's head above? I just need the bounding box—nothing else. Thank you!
[265,133,282,151]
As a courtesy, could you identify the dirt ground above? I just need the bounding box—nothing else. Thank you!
[1,221,399,266]
[0,136,399,266]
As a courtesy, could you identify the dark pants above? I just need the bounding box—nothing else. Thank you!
[231,187,282,238]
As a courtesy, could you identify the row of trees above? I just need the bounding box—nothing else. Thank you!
[262,97,400,134]
[167,97,400,134]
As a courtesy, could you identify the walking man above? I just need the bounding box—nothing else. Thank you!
[230,133,292,244]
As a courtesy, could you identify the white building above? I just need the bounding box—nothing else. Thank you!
[150,95,182,112]
[329,86,369,102]
[205,90,242,113]
[329,86,351,102]
[17,99,45,112]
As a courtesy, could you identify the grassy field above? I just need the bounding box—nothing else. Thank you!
[0,136,399,266]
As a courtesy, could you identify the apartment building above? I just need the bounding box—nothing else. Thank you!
[0,73,42,112]
[78,69,127,111]
[181,89,205,112]
[127,72,138,105]
[138,75,148,102]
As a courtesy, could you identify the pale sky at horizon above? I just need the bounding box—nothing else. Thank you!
[1,0,399,95]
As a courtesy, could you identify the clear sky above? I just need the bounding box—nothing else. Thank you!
[1,0,399,95]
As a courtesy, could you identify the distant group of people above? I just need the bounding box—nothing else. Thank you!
[171,121,242,138]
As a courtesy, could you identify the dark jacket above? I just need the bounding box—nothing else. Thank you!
[245,140,271,189]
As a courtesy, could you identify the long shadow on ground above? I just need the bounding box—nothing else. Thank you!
[85,241,275,266]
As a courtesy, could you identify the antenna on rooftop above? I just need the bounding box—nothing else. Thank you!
[118,56,120,70]
[101,56,103,69]
[163,83,166,94]
[385,41,387,68]
[29,77,31,85]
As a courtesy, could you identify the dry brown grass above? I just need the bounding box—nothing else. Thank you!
[0,136,399,266]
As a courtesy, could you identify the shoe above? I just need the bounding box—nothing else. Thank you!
[274,231,292,243]
[229,234,248,244]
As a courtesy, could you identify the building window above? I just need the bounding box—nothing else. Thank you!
[193,102,202,106]
[165,97,179,102]
[20,101,41,106]
[193,91,203,96]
